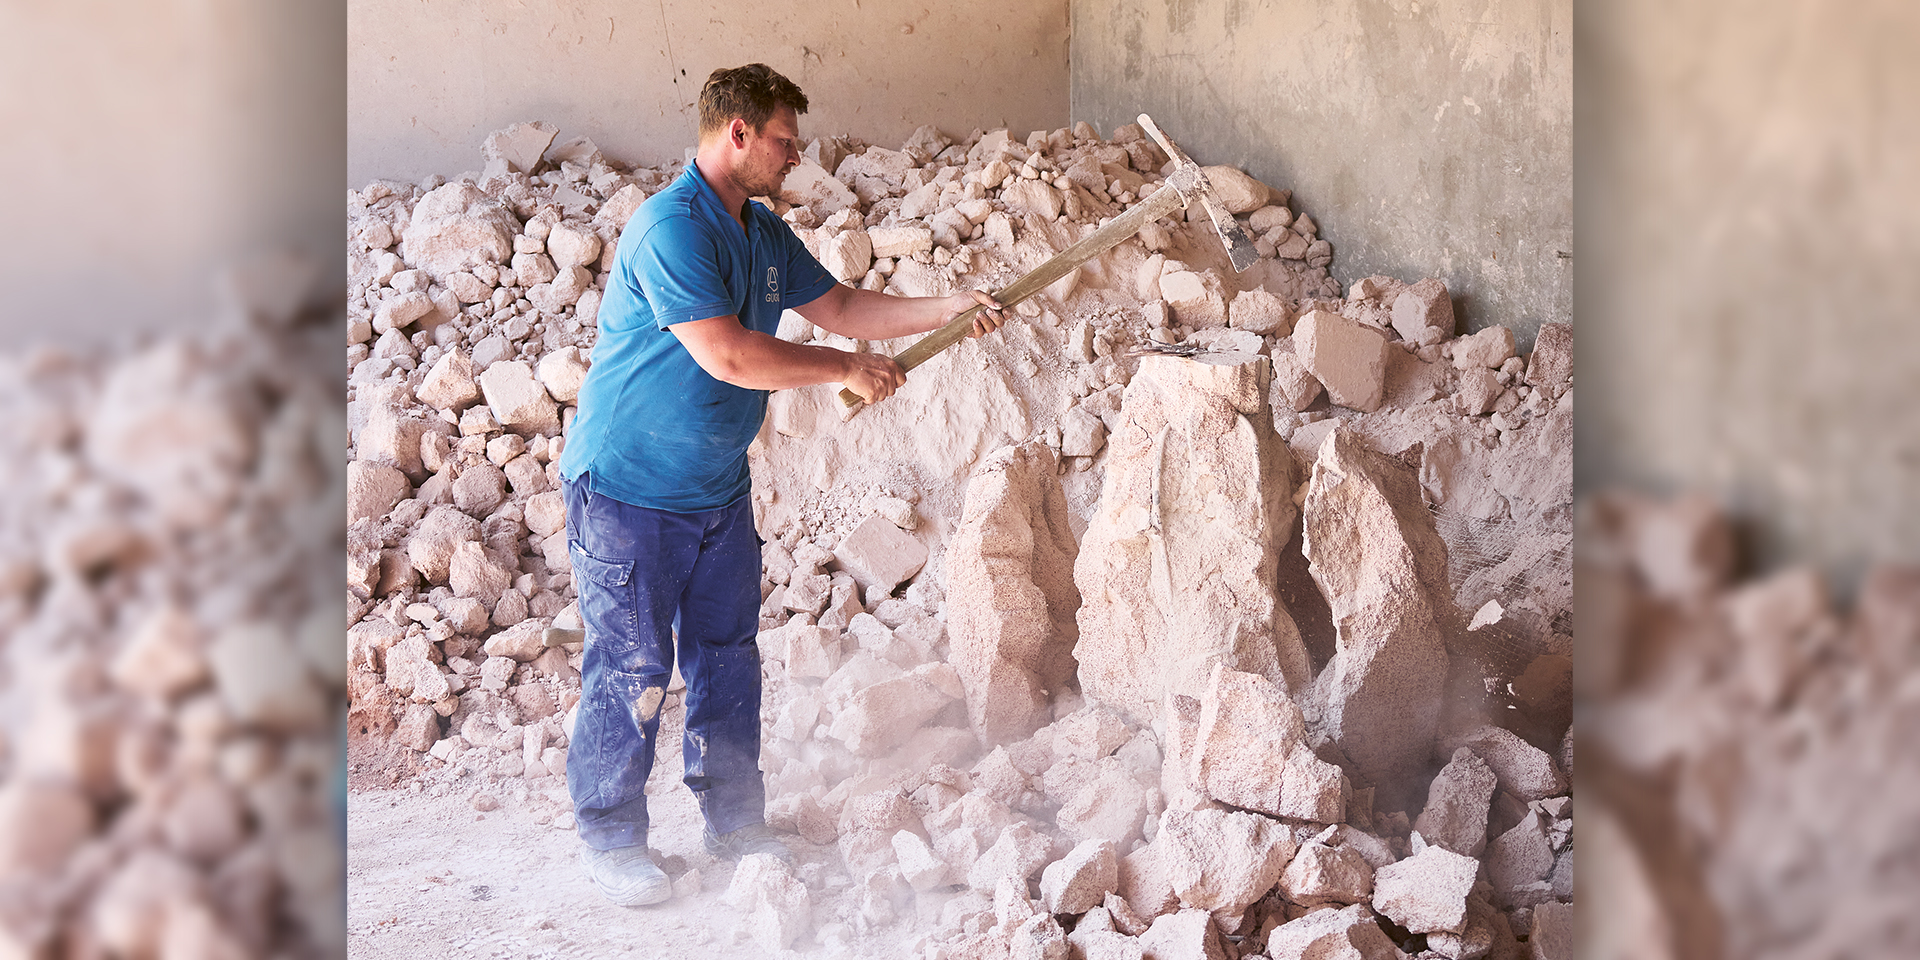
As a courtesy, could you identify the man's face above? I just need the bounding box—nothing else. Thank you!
[733,106,801,199]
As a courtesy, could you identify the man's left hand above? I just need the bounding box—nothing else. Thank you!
[950,290,1007,338]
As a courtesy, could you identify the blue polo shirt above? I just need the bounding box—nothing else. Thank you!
[558,162,838,512]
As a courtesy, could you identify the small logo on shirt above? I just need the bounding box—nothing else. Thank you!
[765,266,779,303]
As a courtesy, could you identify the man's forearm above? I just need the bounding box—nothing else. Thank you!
[800,285,960,341]
[677,324,856,390]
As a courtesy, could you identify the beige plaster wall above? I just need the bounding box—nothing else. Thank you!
[349,0,1070,185]
[1070,0,1572,352]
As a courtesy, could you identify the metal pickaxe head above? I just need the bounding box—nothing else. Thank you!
[1137,114,1262,272]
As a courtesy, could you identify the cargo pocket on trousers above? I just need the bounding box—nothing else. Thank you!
[567,542,634,589]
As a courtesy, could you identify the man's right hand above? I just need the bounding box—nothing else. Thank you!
[840,351,906,404]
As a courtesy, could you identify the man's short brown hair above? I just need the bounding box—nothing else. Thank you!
[698,64,809,137]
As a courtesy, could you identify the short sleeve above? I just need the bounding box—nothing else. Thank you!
[631,215,737,330]
[781,221,840,309]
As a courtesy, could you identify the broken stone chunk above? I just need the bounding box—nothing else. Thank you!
[1436,725,1567,802]
[1265,903,1400,960]
[1450,325,1516,370]
[723,853,812,952]
[1199,165,1269,214]
[535,346,589,404]
[1302,428,1453,802]
[1190,665,1346,822]
[1370,843,1479,934]
[1228,288,1291,336]
[869,224,934,260]
[417,350,481,412]
[347,460,409,523]
[1525,322,1572,392]
[1074,354,1306,725]
[400,181,520,278]
[1157,807,1294,926]
[1391,278,1453,345]
[834,512,929,594]
[1039,838,1118,915]
[947,442,1081,744]
[1293,309,1388,412]
[478,361,560,437]
[1414,747,1498,857]
[1277,838,1374,907]
[1138,908,1229,960]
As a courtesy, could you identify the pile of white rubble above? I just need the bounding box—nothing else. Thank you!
[0,262,343,959]
[347,119,1573,959]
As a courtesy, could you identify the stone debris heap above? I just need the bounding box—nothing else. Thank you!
[0,258,343,959]
[346,118,1575,958]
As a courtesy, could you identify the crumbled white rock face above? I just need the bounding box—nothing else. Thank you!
[0,257,342,959]
[345,119,1575,957]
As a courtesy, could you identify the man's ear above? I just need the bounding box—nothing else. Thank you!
[729,118,749,148]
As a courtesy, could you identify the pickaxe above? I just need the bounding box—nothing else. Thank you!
[838,113,1259,413]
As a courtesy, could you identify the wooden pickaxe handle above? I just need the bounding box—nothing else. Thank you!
[837,156,1199,410]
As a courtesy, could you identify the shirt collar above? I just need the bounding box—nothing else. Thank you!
[685,160,754,230]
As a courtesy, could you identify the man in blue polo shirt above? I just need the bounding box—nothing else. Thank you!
[557,63,1005,906]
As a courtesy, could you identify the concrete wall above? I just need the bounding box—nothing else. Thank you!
[1578,0,1920,587]
[1070,0,1571,350]
[2,1,342,344]
[349,0,1070,185]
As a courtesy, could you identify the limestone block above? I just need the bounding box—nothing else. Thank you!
[443,271,492,304]
[399,182,520,278]
[1269,349,1324,413]
[449,541,513,605]
[724,854,812,952]
[1525,322,1572,392]
[760,622,840,681]
[452,462,506,517]
[546,223,601,270]
[1391,278,1454,345]
[1414,747,1498,857]
[483,620,548,662]
[1074,354,1306,725]
[1010,913,1069,960]
[1191,665,1346,822]
[1160,270,1226,328]
[1158,807,1294,926]
[1229,288,1292,336]
[1055,758,1156,848]
[417,350,481,411]
[1249,204,1294,234]
[1450,326,1516,370]
[777,161,859,218]
[1302,428,1454,801]
[869,225,933,260]
[967,821,1055,894]
[829,663,960,757]
[511,251,557,288]
[803,229,868,285]
[347,460,409,524]
[373,291,433,335]
[1040,838,1120,915]
[1457,367,1502,415]
[834,513,928,594]
[407,506,482,584]
[892,830,949,891]
[359,403,429,480]
[1279,840,1374,907]
[1436,725,1567,801]
[1272,231,1311,260]
[478,361,560,437]
[1487,812,1555,908]
[481,121,557,175]
[1000,180,1065,222]
[111,607,207,700]
[470,334,514,371]
[1200,165,1269,214]
[1265,903,1401,960]
[527,265,590,312]
[946,442,1081,743]
[1294,310,1388,412]
[524,491,566,539]
[1138,908,1229,960]
[536,346,589,404]
[503,454,548,497]
[209,622,328,732]
[1371,844,1479,934]
[1528,900,1571,960]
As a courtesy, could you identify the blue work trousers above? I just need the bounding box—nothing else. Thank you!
[562,474,766,851]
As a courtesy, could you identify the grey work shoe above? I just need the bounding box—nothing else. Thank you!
[703,822,794,864]
[581,845,671,906]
